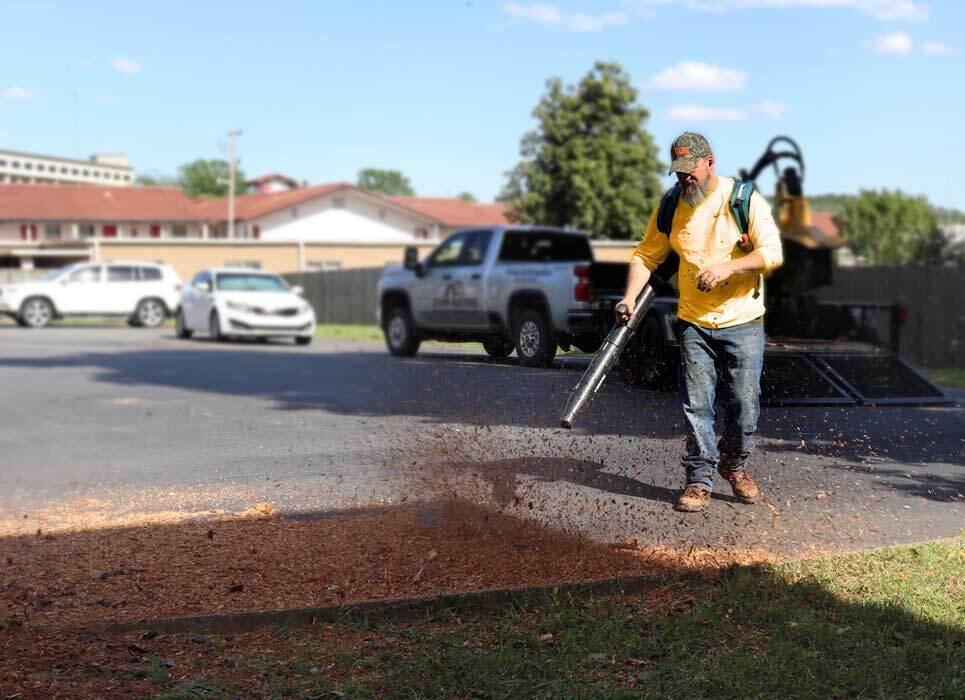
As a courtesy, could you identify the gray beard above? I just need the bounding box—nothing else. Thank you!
[682,177,714,207]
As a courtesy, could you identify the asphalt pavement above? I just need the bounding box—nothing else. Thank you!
[1,325,962,555]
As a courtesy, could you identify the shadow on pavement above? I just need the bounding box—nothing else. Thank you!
[1,347,961,474]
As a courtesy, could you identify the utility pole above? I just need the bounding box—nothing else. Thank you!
[226,130,243,239]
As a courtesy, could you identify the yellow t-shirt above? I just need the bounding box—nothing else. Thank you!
[633,176,784,329]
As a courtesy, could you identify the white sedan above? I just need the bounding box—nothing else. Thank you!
[176,269,315,344]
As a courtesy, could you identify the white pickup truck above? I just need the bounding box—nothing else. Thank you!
[377,226,626,366]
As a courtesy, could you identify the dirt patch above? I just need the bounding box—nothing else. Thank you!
[0,499,770,632]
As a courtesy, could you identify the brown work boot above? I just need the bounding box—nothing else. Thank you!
[721,469,760,503]
[674,485,711,512]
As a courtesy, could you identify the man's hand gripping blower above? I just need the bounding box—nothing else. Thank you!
[558,286,656,429]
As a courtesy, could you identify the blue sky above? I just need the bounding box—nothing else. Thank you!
[1,0,962,208]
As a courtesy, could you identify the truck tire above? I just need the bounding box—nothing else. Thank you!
[384,306,420,357]
[619,314,674,390]
[514,309,556,367]
[482,337,514,359]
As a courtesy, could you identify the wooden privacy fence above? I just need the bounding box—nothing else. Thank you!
[284,267,383,325]
[286,265,964,368]
[815,266,964,368]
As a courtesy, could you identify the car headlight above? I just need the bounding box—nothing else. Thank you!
[225,301,258,314]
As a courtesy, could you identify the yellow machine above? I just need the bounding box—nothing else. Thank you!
[739,135,844,251]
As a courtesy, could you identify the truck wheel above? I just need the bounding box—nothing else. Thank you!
[384,306,420,357]
[620,314,674,390]
[19,297,54,328]
[482,337,514,359]
[514,310,556,367]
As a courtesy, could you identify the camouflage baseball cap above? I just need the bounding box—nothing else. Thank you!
[668,132,713,174]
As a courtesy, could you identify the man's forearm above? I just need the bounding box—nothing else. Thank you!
[725,250,768,275]
[624,257,653,302]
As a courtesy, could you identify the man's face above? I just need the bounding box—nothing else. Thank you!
[676,155,715,207]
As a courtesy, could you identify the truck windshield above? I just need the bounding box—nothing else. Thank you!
[498,231,592,262]
[215,273,289,292]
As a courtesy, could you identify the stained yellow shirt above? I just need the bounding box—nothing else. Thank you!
[633,176,784,329]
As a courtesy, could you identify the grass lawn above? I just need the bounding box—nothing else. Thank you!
[314,323,591,355]
[926,367,965,390]
[145,540,962,699]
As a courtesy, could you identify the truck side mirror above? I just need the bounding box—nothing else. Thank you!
[403,247,419,270]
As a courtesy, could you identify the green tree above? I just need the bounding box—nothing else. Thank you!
[833,189,948,265]
[499,61,663,240]
[135,173,177,187]
[456,191,477,203]
[357,168,415,196]
[177,159,248,199]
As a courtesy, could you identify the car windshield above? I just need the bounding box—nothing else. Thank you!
[42,264,80,282]
[215,273,289,292]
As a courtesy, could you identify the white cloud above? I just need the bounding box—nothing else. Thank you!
[1,86,33,100]
[667,105,748,121]
[626,0,928,21]
[504,3,628,31]
[923,41,956,56]
[754,100,789,118]
[110,57,143,75]
[870,32,913,54]
[648,62,748,91]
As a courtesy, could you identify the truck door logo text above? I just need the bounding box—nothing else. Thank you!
[433,281,479,308]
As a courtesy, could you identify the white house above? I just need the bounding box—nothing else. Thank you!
[195,183,510,243]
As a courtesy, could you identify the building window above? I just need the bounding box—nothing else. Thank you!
[332,197,346,209]
[71,168,78,175]
[44,224,62,239]
[80,224,95,238]
[124,175,131,181]
[24,162,32,170]
[12,161,20,169]
[61,167,68,174]
[82,169,90,176]
[0,159,6,166]
[224,260,262,269]
[36,164,45,172]
[171,225,188,238]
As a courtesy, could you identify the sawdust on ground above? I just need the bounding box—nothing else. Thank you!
[0,499,771,632]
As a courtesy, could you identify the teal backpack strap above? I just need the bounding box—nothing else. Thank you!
[656,183,681,235]
[729,179,755,251]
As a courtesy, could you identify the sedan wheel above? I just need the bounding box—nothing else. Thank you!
[209,311,226,342]
[20,298,54,328]
[176,309,192,339]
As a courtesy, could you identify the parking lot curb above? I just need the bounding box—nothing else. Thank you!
[98,570,690,637]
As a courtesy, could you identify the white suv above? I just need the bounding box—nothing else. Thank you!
[0,261,182,328]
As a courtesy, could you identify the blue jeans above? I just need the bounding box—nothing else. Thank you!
[677,318,765,492]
